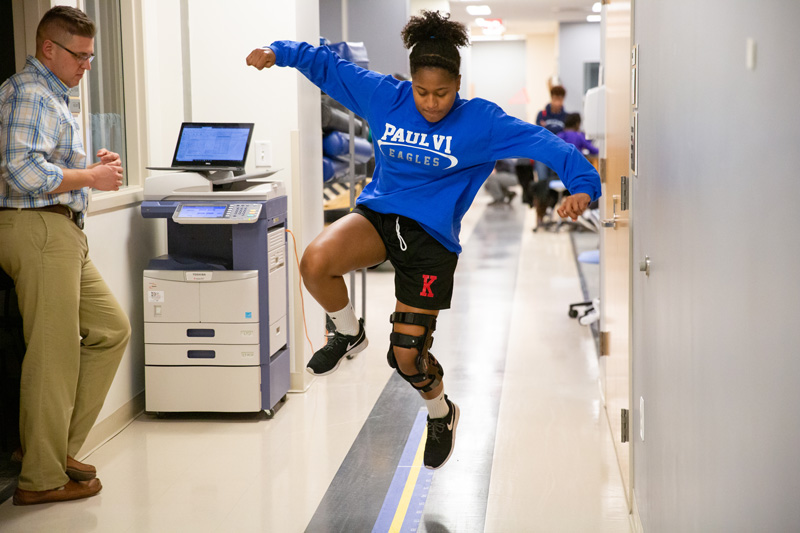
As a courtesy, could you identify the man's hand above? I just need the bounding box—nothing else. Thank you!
[557,192,591,221]
[90,161,124,191]
[246,48,276,70]
[96,149,120,166]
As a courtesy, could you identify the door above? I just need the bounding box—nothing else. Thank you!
[599,0,633,508]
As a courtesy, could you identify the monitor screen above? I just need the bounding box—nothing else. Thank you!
[171,123,254,167]
[177,205,227,218]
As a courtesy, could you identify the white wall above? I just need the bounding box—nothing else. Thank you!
[319,0,343,43]
[466,30,556,126]
[319,0,409,76]
[558,22,600,114]
[145,0,324,386]
[525,31,558,123]
[142,0,184,170]
[321,0,452,78]
[86,0,325,429]
[470,40,527,120]
[83,208,164,423]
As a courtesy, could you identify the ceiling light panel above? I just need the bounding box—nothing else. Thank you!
[466,5,492,16]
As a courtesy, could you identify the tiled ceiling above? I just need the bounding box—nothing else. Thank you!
[447,0,600,35]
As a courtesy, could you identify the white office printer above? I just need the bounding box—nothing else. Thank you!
[140,170,289,417]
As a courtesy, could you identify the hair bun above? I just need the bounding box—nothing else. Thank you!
[401,10,469,50]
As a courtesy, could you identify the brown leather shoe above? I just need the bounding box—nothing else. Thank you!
[66,456,97,481]
[12,478,102,505]
[10,448,97,481]
[10,447,22,463]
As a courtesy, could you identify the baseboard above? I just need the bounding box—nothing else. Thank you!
[631,490,645,533]
[76,391,144,460]
[289,370,315,393]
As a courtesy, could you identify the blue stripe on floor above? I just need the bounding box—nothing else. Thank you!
[400,455,434,532]
[305,205,526,532]
[372,409,432,532]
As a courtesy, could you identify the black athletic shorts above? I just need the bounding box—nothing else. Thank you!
[353,205,458,310]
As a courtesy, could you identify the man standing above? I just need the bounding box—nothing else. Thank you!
[533,85,569,229]
[0,6,130,505]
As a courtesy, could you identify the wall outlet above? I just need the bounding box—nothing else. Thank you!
[254,141,272,168]
[640,396,645,441]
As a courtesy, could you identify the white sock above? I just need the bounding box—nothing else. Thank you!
[425,390,450,419]
[328,302,359,336]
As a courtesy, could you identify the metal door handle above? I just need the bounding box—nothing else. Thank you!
[602,215,619,228]
[639,255,651,276]
[602,194,621,229]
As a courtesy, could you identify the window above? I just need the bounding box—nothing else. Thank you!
[84,0,128,184]
[584,61,601,96]
[83,0,149,212]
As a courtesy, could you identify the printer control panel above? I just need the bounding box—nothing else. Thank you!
[172,203,262,224]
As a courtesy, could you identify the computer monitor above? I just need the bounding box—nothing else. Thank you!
[148,122,255,172]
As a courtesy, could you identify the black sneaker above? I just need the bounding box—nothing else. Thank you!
[424,396,460,470]
[306,318,368,376]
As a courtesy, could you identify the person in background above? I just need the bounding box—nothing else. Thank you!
[0,6,130,505]
[557,113,599,157]
[483,159,519,206]
[532,85,570,229]
[246,10,599,471]
[514,157,535,207]
[536,85,568,135]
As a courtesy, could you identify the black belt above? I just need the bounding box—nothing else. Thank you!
[0,205,84,229]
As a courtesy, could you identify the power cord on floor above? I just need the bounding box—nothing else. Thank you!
[285,228,316,354]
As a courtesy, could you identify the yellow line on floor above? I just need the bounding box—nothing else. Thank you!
[388,428,427,532]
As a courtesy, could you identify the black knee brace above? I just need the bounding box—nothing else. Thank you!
[387,311,444,393]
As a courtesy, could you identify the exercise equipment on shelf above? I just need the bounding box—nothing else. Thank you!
[322,156,349,183]
[322,131,374,163]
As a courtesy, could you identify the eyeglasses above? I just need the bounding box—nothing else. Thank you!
[51,40,95,66]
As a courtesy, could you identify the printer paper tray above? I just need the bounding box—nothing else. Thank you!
[145,343,261,366]
[145,366,261,412]
[144,322,259,344]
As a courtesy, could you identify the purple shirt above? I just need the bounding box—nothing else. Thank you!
[557,130,599,156]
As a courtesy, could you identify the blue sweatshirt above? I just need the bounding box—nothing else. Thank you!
[270,41,601,254]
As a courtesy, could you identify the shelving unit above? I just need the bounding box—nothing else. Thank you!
[319,100,372,329]
[318,41,373,330]
[344,109,368,325]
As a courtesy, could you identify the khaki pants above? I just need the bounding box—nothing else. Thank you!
[0,209,130,491]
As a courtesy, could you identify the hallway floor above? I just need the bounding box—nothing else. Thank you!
[0,191,631,532]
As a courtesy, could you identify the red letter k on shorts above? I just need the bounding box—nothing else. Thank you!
[420,275,437,297]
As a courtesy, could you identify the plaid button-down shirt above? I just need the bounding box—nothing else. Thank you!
[0,56,88,212]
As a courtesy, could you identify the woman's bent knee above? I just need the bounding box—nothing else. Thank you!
[299,245,330,286]
[393,347,420,376]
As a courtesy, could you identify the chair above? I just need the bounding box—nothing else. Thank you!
[569,249,600,325]
[544,180,601,233]
[0,268,24,453]
[0,268,25,360]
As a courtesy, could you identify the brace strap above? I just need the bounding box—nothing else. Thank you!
[389,311,437,331]
[389,311,436,331]
[387,311,441,392]
[389,350,444,393]
[389,311,436,353]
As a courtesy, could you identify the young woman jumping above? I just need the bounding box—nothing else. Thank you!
[246,10,601,469]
